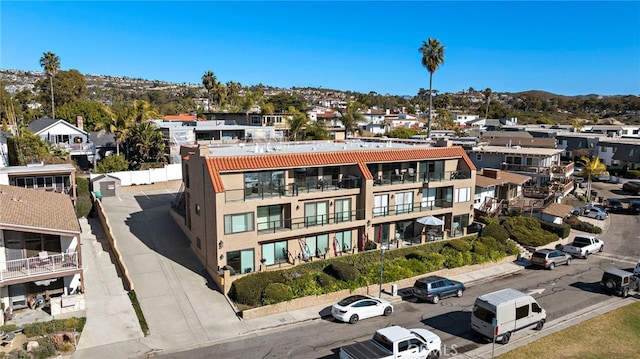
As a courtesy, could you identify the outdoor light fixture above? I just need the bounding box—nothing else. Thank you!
[367,220,371,227]
[219,254,224,261]
[218,240,224,249]
[296,205,300,210]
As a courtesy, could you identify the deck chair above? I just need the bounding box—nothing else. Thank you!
[406,168,416,179]
[38,251,50,265]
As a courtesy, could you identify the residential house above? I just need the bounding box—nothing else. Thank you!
[173,140,476,292]
[474,169,531,217]
[0,185,82,320]
[0,131,10,168]
[0,163,77,204]
[89,130,117,163]
[540,203,573,224]
[555,133,601,160]
[27,117,95,169]
[361,110,387,135]
[453,114,479,127]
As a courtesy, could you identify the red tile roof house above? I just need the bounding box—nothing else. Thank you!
[0,185,83,324]
[171,140,477,292]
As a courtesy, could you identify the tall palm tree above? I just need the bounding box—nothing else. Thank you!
[579,155,607,203]
[201,71,217,111]
[286,106,308,141]
[94,107,131,156]
[340,102,363,138]
[39,52,60,119]
[484,87,492,119]
[419,38,445,138]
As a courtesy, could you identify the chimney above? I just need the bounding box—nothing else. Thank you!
[77,116,84,131]
[484,168,501,179]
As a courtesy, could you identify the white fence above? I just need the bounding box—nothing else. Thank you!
[90,164,182,186]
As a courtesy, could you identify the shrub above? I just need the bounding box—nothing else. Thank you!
[441,247,465,268]
[262,283,293,305]
[405,250,428,261]
[481,223,509,242]
[472,241,488,256]
[230,271,282,306]
[446,238,472,252]
[76,196,92,218]
[315,272,336,288]
[364,240,378,251]
[403,258,428,275]
[626,170,640,179]
[324,262,359,281]
[95,154,128,173]
[32,337,56,359]
[503,216,558,247]
[564,215,603,234]
[76,177,90,196]
[540,221,571,238]
[424,252,446,271]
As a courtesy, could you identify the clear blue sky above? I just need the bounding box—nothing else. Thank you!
[2,1,639,96]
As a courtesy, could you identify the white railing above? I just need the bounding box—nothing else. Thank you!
[0,252,79,282]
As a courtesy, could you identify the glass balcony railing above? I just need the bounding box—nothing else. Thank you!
[257,209,366,234]
[372,199,454,217]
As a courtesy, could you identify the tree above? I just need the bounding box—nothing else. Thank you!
[56,100,114,131]
[305,119,330,140]
[286,106,308,141]
[571,118,584,133]
[95,154,128,173]
[419,38,445,138]
[484,88,492,119]
[36,69,87,111]
[126,121,166,168]
[201,71,217,110]
[578,156,607,204]
[339,102,363,138]
[265,93,306,113]
[39,52,60,118]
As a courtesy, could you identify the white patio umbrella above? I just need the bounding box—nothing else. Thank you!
[416,215,444,226]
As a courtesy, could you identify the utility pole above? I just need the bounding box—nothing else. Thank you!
[378,246,385,298]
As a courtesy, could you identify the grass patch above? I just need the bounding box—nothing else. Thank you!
[498,301,640,359]
[128,290,150,336]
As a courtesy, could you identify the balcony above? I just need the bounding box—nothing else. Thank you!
[226,176,363,202]
[500,163,548,174]
[374,169,472,186]
[372,199,453,218]
[257,208,366,235]
[53,142,95,155]
[550,161,575,178]
[0,252,80,283]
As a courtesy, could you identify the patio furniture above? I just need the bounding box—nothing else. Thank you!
[38,251,51,266]
[406,168,416,180]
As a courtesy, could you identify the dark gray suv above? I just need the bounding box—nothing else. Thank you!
[600,268,640,297]
[412,276,465,304]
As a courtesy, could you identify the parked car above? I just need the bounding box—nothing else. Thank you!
[604,198,624,213]
[623,181,640,195]
[530,249,572,269]
[558,235,604,259]
[574,177,586,188]
[412,275,465,304]
[629,200,640,214]
[600,268,640,298]
[467,222,483,235]
[331,295,393,324]
[571,205,609,220]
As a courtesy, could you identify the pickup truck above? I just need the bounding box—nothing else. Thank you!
[339,325,442,359]
[558,235,604,259]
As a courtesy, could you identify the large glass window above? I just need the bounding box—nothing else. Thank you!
[261,241,288,265]
[453,214,470,237]
[305,201,329,226]
[335,230,352,253]
[334,199,352,223]
[224,212,254,234]
[374,194,389,217]
[306,234,329,257]
[226,249,254,275]
[395,192,413,214]
[257,205,283,231]
[454,187,471,203]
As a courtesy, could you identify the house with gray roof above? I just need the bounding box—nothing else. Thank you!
[27,117,96,169]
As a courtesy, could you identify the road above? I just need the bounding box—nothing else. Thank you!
[155,182,639,359]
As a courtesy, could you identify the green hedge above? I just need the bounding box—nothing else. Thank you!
[564,216,603,234]
[230,236,516,308]
[540,221,571,238]
[502,216,558,247]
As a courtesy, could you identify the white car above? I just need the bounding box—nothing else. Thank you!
[572,205,608,220]
[331,294,393,324]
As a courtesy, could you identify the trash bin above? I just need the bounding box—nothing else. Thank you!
[94,191,102,201]
[391,284,398,296]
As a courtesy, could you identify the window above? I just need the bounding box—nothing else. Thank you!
[196,237,201,249]
[224,213,254,234]
[476,154,482,161]
[600,146,608,153]
[334,199,352,223]
[395,192,414,214]
[305,202,329,227]
[525,157,539,166]
[306,234,329,257]
[454,187,471,203]
[195,204,201,215]
[227,249,254,274]
[250,115,261,125]
[516,305,530,320]
[261,241,288,265]
[257,205,283,231]
[335,231,352,252]
[374,194,389,217]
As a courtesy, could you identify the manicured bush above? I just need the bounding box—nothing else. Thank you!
[626,170,640,179]
[502,216,558,247]
[424,252,446,272]
[403,258,428,275]
[315,272,336,288]
[564,216,602,234]
[262,283,293,305]
[540,221,571,238]
[323,262,359,282]
[481,223,509,242]
[441,246,466,268]
[446,238,472,252]
[472,241,488,256]
[230,271,283,307]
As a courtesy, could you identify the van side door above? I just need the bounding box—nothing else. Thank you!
[514,302,533,330]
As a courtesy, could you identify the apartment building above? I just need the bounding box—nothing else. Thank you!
[173,140,477,291]
[0,163,77,205]
[0,185,82,320]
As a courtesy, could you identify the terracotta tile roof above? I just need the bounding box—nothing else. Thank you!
[542,203,574,218]
[475,169,531,188]
[204,146,474,193]
[0,185,80,234]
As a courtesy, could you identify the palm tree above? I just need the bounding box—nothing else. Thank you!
[579,155,607,203]
[39,52,60,119]
[340,102,363,138]
[129,121,165,163]
[571,118,584,133]
[201,71,217,111]
[484,87,492,119]
[94,107,131,156]
[286,106,308,141]
[419,38,445,138]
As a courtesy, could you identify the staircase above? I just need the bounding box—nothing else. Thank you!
[508,238,534,261]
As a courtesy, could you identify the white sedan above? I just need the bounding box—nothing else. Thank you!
[331,294,393,324]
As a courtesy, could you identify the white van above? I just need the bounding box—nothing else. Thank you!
[470,288,546,344]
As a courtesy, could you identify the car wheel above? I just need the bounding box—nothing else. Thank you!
[431,295,440,304]
[566,258,572,266]
[349,314,359,324]
[500,332,511,345]
[427,349,440,359]
[585,252,590,259]
[456,288,464,297]
[384,306,392,316]
[622,288,629,298]
[549,262,555,270]
[535,319,545,330]
[605,279,616,290]
[599,246,604,253]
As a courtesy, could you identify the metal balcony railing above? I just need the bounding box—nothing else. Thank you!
[0,252,80,283]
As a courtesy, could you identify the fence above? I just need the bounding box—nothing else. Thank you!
[90,163,182,186]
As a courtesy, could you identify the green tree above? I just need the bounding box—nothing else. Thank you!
[305,119,330,140]
[127,121,166,168]
[36,69,87,111]
[286,106,308,141]
[419,38,445,138]
[39,51,60,118]
[578,156,607,203]
[339,102,363,138]
[56,100,114,131]
[95,154,128,173]
[434,109,454,129]
[8,130,55,165]
[201,71,217,110]
[265,93,306,113]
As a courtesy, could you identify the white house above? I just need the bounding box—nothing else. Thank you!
[453,114,479,126]
[27,117,96,169]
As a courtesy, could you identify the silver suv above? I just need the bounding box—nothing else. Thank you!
[530,249,572,270]
[412,276,465,304]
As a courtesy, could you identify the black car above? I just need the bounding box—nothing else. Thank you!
[605,198,623,213]
[629,200,640,214]
[466,222,483,235]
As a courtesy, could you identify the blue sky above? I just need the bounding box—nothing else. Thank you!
[2,1,639,96]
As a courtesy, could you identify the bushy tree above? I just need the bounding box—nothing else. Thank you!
[95,154,128,173]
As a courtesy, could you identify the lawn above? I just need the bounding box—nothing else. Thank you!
[498,301,640,359]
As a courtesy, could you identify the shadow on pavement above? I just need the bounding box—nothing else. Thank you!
[569,280,602,294]
[421,310,485,343]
